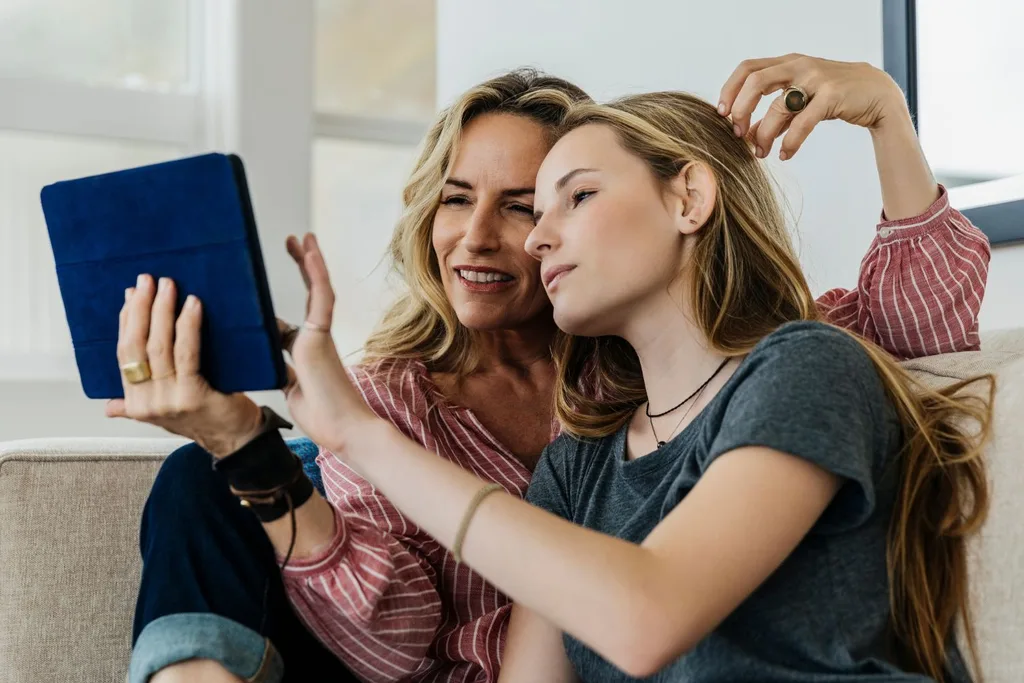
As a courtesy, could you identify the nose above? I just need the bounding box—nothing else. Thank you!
[524,214,556,261]
[462,205,502,254]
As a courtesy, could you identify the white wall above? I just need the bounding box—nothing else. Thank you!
[437,0,1024,331]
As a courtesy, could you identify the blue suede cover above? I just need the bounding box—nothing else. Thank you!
[40,153,286,399]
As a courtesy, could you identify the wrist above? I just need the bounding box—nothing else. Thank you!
[869,84,914,136]
[328,413,392,466]
[203,402,267,459]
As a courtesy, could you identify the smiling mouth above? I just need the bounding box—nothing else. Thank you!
[455,268,516,293]
[457,269,514,284]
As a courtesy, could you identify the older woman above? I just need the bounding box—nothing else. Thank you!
[123,60,989,683]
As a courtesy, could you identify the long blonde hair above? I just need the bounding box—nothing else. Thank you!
[362,69,589,373]
[552,92,993,682]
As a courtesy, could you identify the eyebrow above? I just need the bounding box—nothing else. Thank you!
[555,168,598,191]
[534,168,600,223]
[444,178,535,198]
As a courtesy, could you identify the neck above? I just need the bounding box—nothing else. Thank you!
[621,293,729,414]
[468,315,559,377]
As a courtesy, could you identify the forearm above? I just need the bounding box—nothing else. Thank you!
[262,490,337,560]
[870,98,938,220]
[500,605,579,683]
[344,421,657,663]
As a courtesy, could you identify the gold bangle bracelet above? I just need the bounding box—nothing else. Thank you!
[452,483,504,564]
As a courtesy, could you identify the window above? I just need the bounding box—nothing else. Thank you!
[0,0,201,379]
[884,0,1024,245]
[0,0,189,89]
[312,0,436,355]
[0,0,434,380]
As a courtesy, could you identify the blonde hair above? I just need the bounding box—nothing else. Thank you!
[552,92,993,682]
[362,69,589,373]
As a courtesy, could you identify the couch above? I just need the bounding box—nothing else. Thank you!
[1,331,1022,682]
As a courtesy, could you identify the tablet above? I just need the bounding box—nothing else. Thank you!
[40,152,287,399]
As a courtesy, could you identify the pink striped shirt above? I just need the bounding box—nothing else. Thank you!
[283,188,990,683]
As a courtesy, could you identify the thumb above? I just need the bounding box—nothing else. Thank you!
[105,399,127,418]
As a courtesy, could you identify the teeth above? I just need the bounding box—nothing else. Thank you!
[459,269,513,283]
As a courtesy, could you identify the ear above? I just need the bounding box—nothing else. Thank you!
[668,161,717,236]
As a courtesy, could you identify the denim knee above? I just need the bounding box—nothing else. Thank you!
[130,613,283,683]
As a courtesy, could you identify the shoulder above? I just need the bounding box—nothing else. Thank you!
[728,321,890,417]
[750,321,879,383]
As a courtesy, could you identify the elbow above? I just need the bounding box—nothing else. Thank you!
[600,592,702,679]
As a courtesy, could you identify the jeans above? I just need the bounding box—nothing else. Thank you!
[129,441,358,683]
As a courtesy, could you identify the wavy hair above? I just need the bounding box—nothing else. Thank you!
[551,92,993,682]
[361,69,589,373]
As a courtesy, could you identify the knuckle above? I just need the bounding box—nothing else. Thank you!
[146,340,166,358]
[795,55,816,70]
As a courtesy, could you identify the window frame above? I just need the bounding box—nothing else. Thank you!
[883,0,1024,246]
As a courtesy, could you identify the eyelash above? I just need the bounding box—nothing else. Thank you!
[441,196,533,215]
[571,189,595,207]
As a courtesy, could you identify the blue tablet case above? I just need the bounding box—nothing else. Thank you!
[40,152,287,399]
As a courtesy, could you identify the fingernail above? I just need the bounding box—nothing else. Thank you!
[733,124,742,137]
[158,277,169,293]
[718,102,727,115]
[186,295,198,309]
[780,150,789,161]
[125,287,133,302]
[756,146,764,158]
[136,274,145,288]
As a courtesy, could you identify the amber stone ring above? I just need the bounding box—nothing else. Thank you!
[783,86,810,113]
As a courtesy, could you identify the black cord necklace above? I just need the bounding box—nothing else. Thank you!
[646,358,730,448]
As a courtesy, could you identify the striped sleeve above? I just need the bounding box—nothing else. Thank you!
[279,363,443,682]
[816,186,991,359]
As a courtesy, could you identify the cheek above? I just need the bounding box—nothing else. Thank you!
[431,214,460,261]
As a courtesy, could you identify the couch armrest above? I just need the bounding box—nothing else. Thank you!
[0,439,181,683]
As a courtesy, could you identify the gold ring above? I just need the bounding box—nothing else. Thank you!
[120,360,152,384]
[783,86,810,113]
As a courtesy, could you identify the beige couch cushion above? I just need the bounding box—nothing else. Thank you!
[902,330,1024,680]
[0,439,182,683]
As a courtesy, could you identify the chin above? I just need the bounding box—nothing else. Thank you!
[552,303,606,337]
[455,307,513,331]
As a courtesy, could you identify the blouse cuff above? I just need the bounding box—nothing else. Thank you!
[875,185,950,240]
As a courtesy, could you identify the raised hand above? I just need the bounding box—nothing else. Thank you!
[718,54,909,160]
[278,233,377,455]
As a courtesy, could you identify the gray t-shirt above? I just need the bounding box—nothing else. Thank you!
[526,321,965,683]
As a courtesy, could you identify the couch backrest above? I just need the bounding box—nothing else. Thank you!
[0,439,182,683]
[903,329,1024,680]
